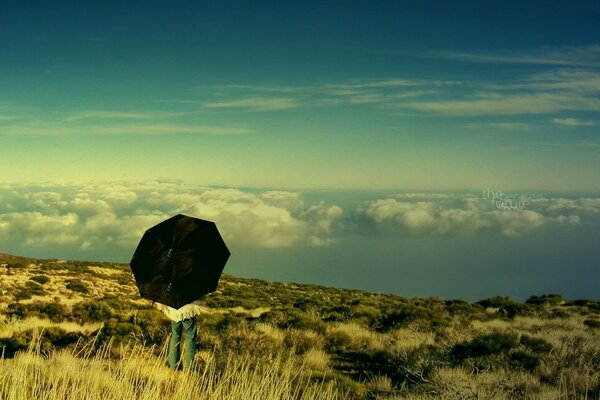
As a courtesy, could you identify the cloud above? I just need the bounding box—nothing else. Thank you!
[204,97,299,111]
[0,182,344,254]
[552,118,594,126]
[463,122,531,130]
[427,45,600,67]
[64,111,159,122]
[0,123,251,136]
[356,192,599,236]
[406,92,600,116]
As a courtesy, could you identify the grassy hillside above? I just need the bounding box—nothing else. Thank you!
[0,253,599,399]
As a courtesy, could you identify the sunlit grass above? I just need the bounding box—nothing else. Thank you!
[0,330,347,400]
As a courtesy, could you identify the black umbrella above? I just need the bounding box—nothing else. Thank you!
[129,214,230,309]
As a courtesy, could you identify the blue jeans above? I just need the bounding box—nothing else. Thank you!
[168,317,197,370]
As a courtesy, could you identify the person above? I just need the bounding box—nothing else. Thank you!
[154,298,208,370]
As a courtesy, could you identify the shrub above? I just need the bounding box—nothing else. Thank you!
[283,329,321,355]
[475,296,520,309]
[0,328,80,358]
[520,334,552,353]
[66,279,89,294]
[0,336,28,358]
[377,305,449,331]
[132,309,170,345]
[15,281,47,300]
[325,330,353,353]
[510,350,540,371]
[30,275,51,284]
[279,311,327,334]
[525,294,566,306]
[584,319,600,329]
[451,332,519,361]
[98,319,142,344]
[70,301,113,323]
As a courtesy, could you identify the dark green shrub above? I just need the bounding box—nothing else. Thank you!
[215,313,245,333]
[99,319,142,343]
[279,311,327,333]
[15,281,47,300]
[0,328,80,358]
[66,279,89,294]
[30,275,51,284]
[584,319,600,329]
[452,332,519,361]
[0,336,28,358]
[377,305,449,331]
[525,294,566,306]
[325,330,353,353]
[6,259,29,269]
[115,273,135,285]
[7,302,68,322]
[350,305,382,327]
[205,295,242,308]
[475,296,520,309]
[283,329,321,355]
[520,334,552,353]
[70,301,113,323]
[132,309,170,345]
[324,305,352,322]
[41,327,80,348]
[510,350,540,371]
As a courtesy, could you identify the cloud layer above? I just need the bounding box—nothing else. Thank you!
[1,184,598,260]
[0,182,343,253]
[356,192,599,236]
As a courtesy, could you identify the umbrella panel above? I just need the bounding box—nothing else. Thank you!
[130,215,230,308]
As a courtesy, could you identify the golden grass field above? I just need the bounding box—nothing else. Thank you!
[0,253,598,399]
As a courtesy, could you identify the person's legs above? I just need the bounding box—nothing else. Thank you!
[168,320,183,369]
[182,317,197,369]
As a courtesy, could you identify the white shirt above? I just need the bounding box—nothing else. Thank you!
[153,299,209,322]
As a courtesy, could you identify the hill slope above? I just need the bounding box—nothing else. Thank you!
[0,254,599,399]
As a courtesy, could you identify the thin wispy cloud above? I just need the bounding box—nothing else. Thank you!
[196,70,600,120]
[204,97,299,111]
[463,122,531,130]
[406,92,600,116]
[204,78,452,113]
[64,111,159,122]
[428,45,600,67]
[1,123,251,136]
[552,118,595,127]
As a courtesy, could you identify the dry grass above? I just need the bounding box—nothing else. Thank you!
[303,348,330,371]
[0,316,103,338]
[0,331,347,400]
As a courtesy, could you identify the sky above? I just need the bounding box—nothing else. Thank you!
[1,1,599,301]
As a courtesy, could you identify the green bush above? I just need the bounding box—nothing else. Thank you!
[279,310,327,333]
[283,329,321,355]
[377,305,449,331]
[15,281,47,300]
[510,350,540,371]
[451,332,519,361]
[0,327,80,358]
[475,296,521,309]
[584,319,600,329]
[325,330,353,353]
[66,279,89,294]
[98,319,142,343]
[132,309,170,345]
[70,301,113,323]
[525,294,566,306]
[30,275,51,284]
[520,334,552,353]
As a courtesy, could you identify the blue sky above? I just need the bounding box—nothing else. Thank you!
[1,1,599,299]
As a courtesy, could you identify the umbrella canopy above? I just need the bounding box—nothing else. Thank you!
[130,214,230,309]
